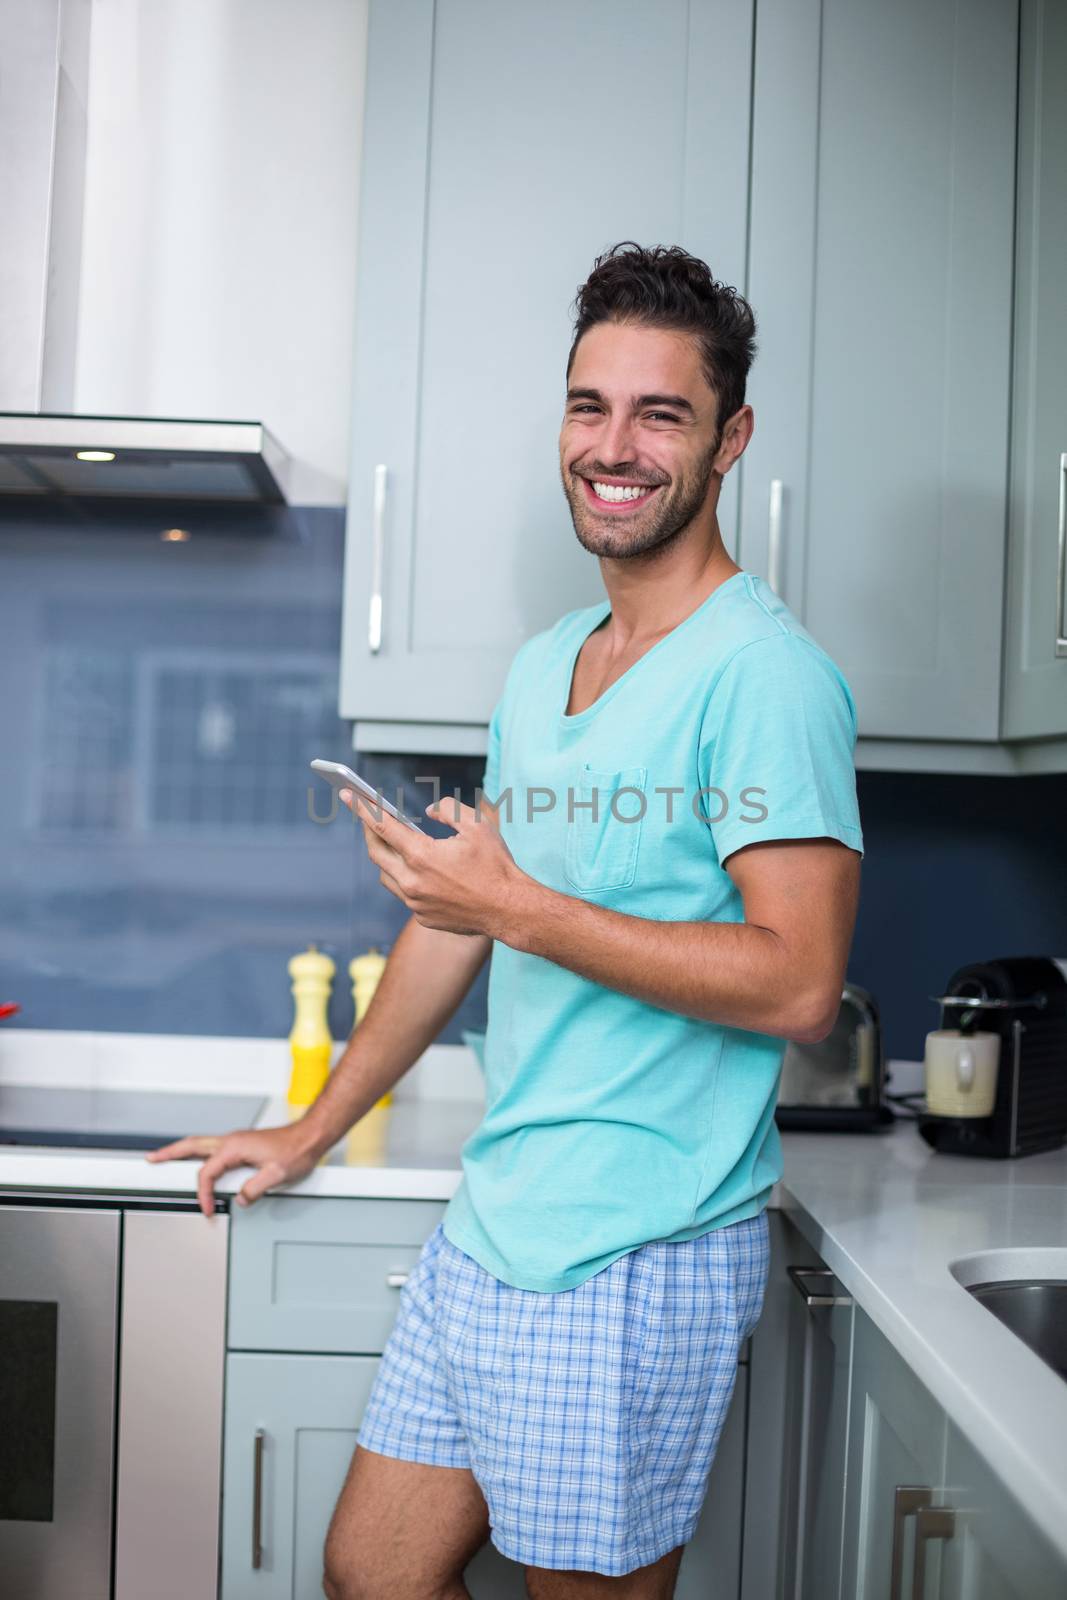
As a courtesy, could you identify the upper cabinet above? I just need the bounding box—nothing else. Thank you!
[743,0,1018,745]
[1001,0,1067,742]
[339,0,753,749]
[340,0,1067,768]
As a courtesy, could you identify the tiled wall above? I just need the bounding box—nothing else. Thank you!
[0,503,487,1045]
[2,501,1066,1061]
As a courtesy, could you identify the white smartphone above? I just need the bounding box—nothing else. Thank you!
[309,760,424,832]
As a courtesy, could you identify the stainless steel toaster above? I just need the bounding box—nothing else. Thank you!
[775,981,893,1132]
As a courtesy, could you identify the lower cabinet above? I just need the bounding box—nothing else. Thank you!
[221,1354,378,1600]
[841,1310,949,1600]
[936,1420,1065,1600]
[221,1198,748,1599]
[742,1210,853,1600]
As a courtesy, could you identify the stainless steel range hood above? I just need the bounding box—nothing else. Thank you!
[0,413,290,503]
[0,2,292,507]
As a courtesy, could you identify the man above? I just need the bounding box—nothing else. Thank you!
[151,243,863,1599]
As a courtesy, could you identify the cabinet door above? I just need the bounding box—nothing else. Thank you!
[221,1352,530,1600]
[340,0,752,732]
[841,1310,948,1600]
[674,1363,747,1599]
[932,1419,1066,1600]
[744,0,1017,739]
[1001,0,1067,739]
[221,1353,379,1600]
[785,1262,854,1600]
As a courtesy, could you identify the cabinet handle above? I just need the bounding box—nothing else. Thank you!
[368,463,388,654]
[768,478,784,595]
[890,1485,931,1598]
[786,1265,853,1307]
[386,1270,409,1289]
[252,1427,266,1570]
[912,1504,956,1595]
[1056,453,1067,658]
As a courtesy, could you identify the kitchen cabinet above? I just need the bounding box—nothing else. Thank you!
[1000,0,1067,744]
[339,0,752,753]
[741,1211,854,1600]
[935,1418,1065,1600]
[222,1195,748,1598]
[841,1309,949,1599]
[341,0,1067,771]
[743,0,1019,750]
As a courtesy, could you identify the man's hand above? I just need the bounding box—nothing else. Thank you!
[342,789,529,939]
[146,1123,323,1219]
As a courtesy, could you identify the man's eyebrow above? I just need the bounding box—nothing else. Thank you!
[565,386,696,416]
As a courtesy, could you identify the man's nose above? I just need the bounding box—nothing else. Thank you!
[595,413,638,469]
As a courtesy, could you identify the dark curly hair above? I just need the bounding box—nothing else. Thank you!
[567,242,757,435]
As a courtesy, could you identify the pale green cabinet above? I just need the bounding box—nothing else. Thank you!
[741,1211,854,1600]
[841,1310,949,1599]
[742,0,1018,746]
[933,1419,1065,1600]
[1000,0,1067,743]
[220,1353,378,1600]
[339,0,753,752]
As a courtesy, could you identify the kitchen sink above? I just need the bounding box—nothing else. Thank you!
[951,1248,1067,1384]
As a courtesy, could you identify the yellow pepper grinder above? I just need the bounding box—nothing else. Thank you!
[350,947,390,1107]
[287,944,335,1110]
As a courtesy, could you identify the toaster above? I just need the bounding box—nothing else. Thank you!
[775,981,894,1132]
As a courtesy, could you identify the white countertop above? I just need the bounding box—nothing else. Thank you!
[1,1030,1065,1559]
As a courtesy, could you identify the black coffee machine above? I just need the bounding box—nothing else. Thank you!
[919,955,1067,1159]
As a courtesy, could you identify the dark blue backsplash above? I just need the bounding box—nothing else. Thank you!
[1,504,1064,1060]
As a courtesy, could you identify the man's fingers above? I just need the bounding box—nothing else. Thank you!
[351,792,422,858]
[236,1163,286,1208]
[146,1134,221,1163]
[196,1146,251,1219]
[426,795,498,830]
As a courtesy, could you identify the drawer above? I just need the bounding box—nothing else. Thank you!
[228,1195,446,1353]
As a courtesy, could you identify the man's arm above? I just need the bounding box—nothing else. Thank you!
[352,795,860,1045]
[148,915,490,1214]
[505,837,859,1042]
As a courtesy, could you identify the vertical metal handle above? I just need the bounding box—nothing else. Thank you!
[368,463,388,653]
[1056,453,1067,657]
[768,478,784,594]
[912,1504,956,1596]
[890,1485,931,1597]
[252,1427,265,1570]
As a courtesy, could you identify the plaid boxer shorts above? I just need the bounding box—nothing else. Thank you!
[355,1209,770,1576]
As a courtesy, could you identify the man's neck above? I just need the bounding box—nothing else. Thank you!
[596,529,742,650]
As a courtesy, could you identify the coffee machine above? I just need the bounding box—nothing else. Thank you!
[919,955,1067,1159]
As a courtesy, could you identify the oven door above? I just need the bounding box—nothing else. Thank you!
[0,1204,119,1600]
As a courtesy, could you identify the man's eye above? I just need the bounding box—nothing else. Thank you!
[647,412,680,424]
[571,405,601,415]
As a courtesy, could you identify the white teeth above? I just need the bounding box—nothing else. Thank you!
[591,481,651,502]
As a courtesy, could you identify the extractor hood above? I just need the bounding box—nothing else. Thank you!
[0,413,290,503]
[0,2,292,507]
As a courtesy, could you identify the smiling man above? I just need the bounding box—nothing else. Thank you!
[151,243,863,1599]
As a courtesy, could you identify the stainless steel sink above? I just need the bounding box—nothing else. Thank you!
[965,1281,1067,1381]
[951,1249,1067,1384]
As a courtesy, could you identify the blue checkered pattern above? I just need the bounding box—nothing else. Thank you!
[356,1210,770,1576]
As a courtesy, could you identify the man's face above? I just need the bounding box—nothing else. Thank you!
[559,320,725,560]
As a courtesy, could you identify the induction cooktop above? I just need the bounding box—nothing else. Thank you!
[0,1086,268,1151]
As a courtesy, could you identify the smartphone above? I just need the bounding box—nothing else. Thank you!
[310,760,424,832]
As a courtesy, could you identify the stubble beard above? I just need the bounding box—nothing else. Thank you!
[561,438,721,561]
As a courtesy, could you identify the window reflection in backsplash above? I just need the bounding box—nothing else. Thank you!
[0,506,489,1042]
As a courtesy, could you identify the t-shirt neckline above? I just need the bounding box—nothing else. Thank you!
[559,570,750,727]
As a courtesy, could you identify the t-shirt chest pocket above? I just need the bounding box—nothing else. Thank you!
[562,764,647,894]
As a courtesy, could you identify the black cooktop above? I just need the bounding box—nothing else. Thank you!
[0,1086,267,1151]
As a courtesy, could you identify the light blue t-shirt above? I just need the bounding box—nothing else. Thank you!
[442,570,864,1291]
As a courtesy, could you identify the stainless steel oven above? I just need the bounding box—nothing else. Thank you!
[0,1192,228,1600]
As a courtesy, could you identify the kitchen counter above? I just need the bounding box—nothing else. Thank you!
[1,1031,1066,1559]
